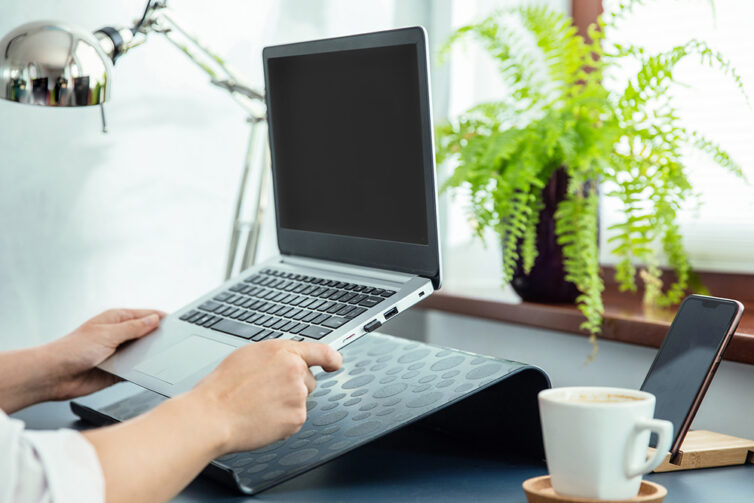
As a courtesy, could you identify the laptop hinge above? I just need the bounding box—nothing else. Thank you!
[278,256,416,285]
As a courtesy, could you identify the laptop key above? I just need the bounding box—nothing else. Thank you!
[358,296,383,308]
[179,310,199,321]
[320,288,337,298]
[339,292,356,303]
[280,321,298,332]
[317,301,335,312]
[348,294,367,305]
[288,323,307,334]
[311,313,330,325]
[252,329,272,341]
[202,316,220,328]
[213,293,232,302]
[336,305,355,316]
[302,311,320,323]
[299,325,332,340]
[343,307,367,319]
[292,336,305,342]
[298,298,315,308]
[237,310,252,321]
[328,291,346,301]
[271,292,288,302]
[263,317,280,328]
[308,299,326,310]
[272,319,290,330]
[327,303,344,314]
[199,301,222,312]
[380,290,396,297]
[212,319,264,339]
[322,316,349,329]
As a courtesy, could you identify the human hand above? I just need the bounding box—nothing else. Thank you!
[185,339,342,454]
[43,308,166,400]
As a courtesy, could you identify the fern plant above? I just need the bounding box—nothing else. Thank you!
[435,2,747,350]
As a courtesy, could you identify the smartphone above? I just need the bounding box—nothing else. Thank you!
[640,294,744,458]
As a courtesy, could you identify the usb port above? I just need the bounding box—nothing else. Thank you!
[384,307,399,320]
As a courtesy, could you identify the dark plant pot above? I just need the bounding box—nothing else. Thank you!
[510,167,581,304]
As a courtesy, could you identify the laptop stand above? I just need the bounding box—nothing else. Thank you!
[71,333,550,495]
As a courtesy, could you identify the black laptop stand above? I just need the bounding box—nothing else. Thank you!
[71,333,550,495]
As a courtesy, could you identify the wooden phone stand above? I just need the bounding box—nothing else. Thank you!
[649,430,754,472]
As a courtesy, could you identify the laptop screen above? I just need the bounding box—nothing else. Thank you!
[266,43,429,245]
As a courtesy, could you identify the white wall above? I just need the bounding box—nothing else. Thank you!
[389,309,754,440]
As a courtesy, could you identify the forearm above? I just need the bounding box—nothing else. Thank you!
[0,346,58,413]
[83,393,229,503]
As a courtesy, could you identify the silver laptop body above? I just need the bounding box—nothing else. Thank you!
[99,27,442,397]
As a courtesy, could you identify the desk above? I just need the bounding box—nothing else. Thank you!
[13,400,754,502]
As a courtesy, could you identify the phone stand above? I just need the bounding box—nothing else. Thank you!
[651,430,754,472]
[71,332,550,494]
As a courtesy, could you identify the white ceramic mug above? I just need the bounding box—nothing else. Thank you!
[538,386,673,500]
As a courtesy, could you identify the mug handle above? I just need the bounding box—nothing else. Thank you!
[624,417,674,478]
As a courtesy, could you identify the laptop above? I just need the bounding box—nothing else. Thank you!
[98,26,442,397]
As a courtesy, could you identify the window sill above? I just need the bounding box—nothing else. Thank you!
[420,269,754,365]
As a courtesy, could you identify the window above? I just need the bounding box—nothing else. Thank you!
[436,0,754,300]
[601,0,754,273]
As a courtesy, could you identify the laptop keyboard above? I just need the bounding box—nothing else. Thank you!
[178,268,395,342]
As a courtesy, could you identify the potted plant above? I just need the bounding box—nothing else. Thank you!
[435,3,747,350]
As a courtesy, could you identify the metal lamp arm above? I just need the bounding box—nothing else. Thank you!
[94,0,269,278]
[98,1,266,120]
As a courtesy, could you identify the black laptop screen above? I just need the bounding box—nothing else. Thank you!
[267,43,429,245]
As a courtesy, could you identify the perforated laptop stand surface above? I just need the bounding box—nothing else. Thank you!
[72,333,550,495]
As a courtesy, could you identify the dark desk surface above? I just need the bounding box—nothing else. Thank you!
[13,400,754,502]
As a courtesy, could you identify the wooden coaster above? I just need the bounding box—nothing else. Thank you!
[522,475,666,503]
[650,430,754,472]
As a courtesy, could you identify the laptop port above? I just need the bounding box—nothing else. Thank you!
[384,307,399,320]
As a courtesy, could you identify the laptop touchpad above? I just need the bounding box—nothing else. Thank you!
[134,336,235,385]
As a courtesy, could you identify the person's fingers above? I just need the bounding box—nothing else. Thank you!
[303,369,317,394]
[107,313,161,344]
[289,342,343,372]
[92,308,168,325]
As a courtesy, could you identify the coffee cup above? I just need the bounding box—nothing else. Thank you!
[538,386,672,500]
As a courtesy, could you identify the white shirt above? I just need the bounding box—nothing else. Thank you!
[0,409,104,503]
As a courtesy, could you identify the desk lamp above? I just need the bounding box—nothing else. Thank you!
[0,0,268,278]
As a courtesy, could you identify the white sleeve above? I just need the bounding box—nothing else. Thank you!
[0,410,104,503]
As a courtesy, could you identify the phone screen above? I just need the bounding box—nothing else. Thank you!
[641,296,740,448]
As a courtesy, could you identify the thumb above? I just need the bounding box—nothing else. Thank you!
[109,313,160,344]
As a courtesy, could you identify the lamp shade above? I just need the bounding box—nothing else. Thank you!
[0,21,112,107]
